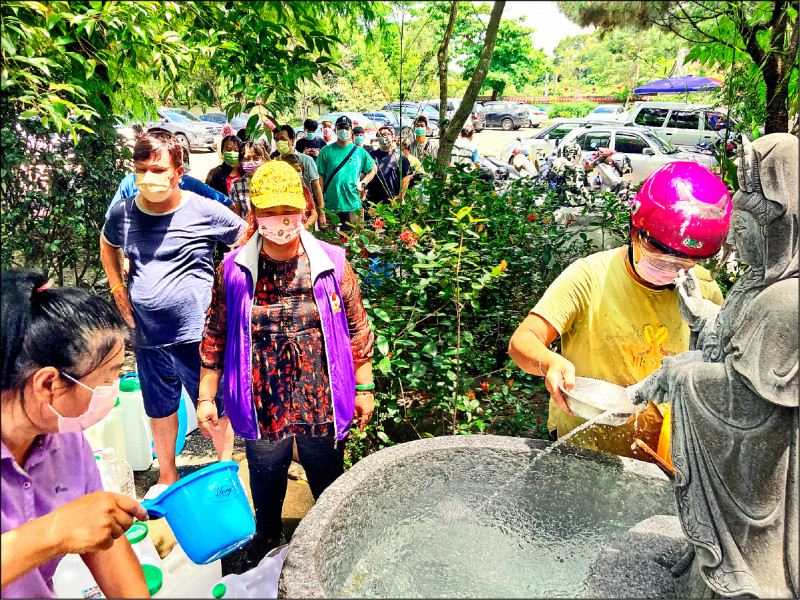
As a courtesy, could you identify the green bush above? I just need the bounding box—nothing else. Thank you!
[546,101,599,119]
[1,98,130,289]
[320,163,631,462]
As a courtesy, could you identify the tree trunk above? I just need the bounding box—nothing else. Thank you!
[762,59,789,134]
[490,88,499,101]
[437,1,459,124]
[437,0,507,172]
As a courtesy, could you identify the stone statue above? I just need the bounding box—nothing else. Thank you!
[632,133,798,598]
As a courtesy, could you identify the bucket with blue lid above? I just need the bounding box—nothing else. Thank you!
[141,461,255,564]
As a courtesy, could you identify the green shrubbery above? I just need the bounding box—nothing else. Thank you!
[319,163,632,464]
[546,101,600,119]
[1,99,129,289]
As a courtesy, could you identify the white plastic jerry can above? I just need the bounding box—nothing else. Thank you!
[118,374,154,471]
[154,543,222,598]
[84,398,126,462]
[53,554,104,599]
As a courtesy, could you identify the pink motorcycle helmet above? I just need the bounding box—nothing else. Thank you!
[631,161,731,257]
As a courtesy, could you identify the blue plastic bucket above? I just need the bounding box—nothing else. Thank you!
[141,462,255,564]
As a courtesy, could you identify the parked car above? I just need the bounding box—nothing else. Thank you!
[198,111,253,131]
[156,107,220,152]
[524,105,548,128]
[556,124,718,184]
[586,104,628,121]
[500,117,625,163]
[481,101,528,130]
[380,102,441,137]
[303,112,379,142]
[625,101,739,147]
[362,110,414,140]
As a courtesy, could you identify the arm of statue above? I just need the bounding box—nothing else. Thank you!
[629,352,704,406]
[675,268,721,341]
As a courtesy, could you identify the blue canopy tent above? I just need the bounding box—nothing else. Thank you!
[634,75,723,95]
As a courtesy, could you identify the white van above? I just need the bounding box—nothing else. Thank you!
[625,102,736,147]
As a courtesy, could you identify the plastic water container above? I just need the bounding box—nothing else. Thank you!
[155,544,222,598]
[125,521,162,567]
[141,462,255,565]
[84,398,126,462]
[118,373,153,471]
[209,545,288,598]
[95,453,120,494]
[96,447,135,498]
[53,554,104,599]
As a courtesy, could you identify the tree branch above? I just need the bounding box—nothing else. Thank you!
[437,0,458,123]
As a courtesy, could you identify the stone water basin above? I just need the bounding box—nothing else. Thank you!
[279,436,676,598]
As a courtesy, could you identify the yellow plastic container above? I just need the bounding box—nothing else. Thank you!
[656,403,673,468]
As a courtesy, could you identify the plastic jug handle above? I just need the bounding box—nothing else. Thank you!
[140,499,165,519]
[120,372,138,382]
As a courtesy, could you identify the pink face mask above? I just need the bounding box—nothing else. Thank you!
[51,373,119,433]
[634,254,679,287]
[257,213,304,245]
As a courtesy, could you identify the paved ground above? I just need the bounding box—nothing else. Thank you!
[186,125,545,183]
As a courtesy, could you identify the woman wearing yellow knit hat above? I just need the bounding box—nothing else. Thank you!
[197,161,376,568]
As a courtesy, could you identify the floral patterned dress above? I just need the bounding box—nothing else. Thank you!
[201,245,373,442]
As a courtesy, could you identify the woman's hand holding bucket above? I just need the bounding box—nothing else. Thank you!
[49,491,148,554]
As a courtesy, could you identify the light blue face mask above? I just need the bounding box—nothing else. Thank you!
[336,128,351,142]
[354,136,364,145]
[305,131,316,140]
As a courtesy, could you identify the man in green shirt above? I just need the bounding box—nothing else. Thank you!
[317,115,377,232]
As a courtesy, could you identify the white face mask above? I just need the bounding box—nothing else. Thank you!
[135,170,178,203]
[50,373,119,433]
[257,213,304,245]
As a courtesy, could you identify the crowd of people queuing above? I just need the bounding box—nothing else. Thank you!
[1,106,749,598]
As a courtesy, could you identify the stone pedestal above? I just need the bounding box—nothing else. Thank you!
[584,515,686,599]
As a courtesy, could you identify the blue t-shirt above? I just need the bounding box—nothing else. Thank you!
[106,173,231,220]
[102,192,246,347]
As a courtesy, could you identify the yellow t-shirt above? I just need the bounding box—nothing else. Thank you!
[532,246,723,445]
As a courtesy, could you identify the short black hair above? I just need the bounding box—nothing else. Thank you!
[134,131,183,169]
[278,125,296,140]
[304,118,318,131]
[414,115,428,126]
[461,125,475,138]
[236,128,248,142]
[221,134,243,152]
[378,125,394,136]
[352,126,365,135]
[1,270,128,391]
[238,140,269,163]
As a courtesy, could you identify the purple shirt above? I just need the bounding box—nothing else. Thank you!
[1,433,102,599]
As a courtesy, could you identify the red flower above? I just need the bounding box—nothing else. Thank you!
[374,217,385,230]
[480,381,490,392]
[527,214,536,221]
[535,416,542,424]
[592,87,596,91]
[399,229,418,249]
[467,391,476,400]
[566,216,576,225]
[564,87,569,91]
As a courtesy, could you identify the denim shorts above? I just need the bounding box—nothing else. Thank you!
[135,342,225,419]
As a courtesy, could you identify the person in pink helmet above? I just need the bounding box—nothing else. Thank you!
[508,162,730,461]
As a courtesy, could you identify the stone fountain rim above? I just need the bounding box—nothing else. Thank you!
[278,434,670,599]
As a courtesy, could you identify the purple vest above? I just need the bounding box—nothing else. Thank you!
[220,231,356,441]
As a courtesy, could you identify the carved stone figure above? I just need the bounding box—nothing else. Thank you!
[633,133,798,598]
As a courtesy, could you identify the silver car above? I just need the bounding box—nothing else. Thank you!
[556,125,718,184]
[156,107,221,152]
[500,118,622,164]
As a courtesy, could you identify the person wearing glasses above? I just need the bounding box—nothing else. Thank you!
[509,162,729,462]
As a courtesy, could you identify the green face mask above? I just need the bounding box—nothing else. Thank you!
[414,127,426,136]
[276,140,291,155]
[223,152,239,166]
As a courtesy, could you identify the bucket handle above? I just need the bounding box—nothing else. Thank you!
[140,499,165,519]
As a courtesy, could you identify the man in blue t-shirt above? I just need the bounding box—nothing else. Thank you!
[100,131,246,500]
[366,125,411,208]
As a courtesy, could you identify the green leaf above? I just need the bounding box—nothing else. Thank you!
[376,335,389,356]
[372,307,391,322]
[377,357,392,374]
[377,431,390,444]
[422,341,438,357]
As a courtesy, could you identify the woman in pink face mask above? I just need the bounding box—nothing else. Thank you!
[1,270,149,599]
[509,162,731,464]
[198,161,376,569]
